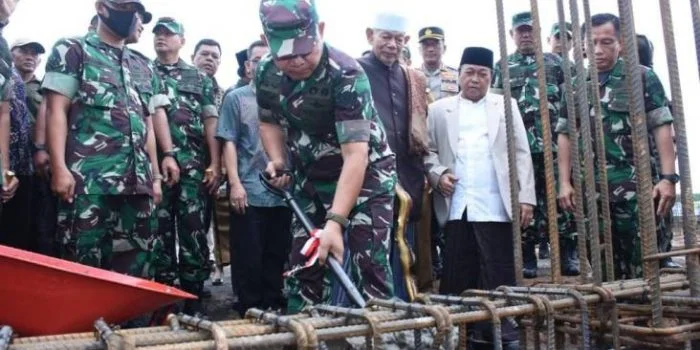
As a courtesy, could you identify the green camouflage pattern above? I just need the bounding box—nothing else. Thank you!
[0,33,13,102]
[41,32,158,195]
[153,17,185,35]
[556,58,674,278]
[259,0,319,58]
[154,175,211,283]
[256,43,397,311]
[129,49,169,115]
[556,58,673,202]
[285,192,394,314]
[153,58,215,284]
[493,51,575,243]
[57,194,160,278]
[524,153,577,243]
[512,11,533,29]
[24,77,42,126]
[155,59,217,174]
[600,199,668,280]
[492,52,565,155]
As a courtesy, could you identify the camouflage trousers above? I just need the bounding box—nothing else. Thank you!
[285,192,395,314]
[524,153,577,244]
[57,195,159,278]
[658,211,674,254]
[600,197,668,280]
[154,174,211,284]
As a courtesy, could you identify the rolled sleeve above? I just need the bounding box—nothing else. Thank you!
[336,119,371,144]
[148,93,170,115]
[202,104,218,119]
[555,117,569,135]
[647,106,673,129]
[41,72,78,99]
[333,68,374,145]
[216,92,240,142]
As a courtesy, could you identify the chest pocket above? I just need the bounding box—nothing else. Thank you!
[131,72,152,113]
[80,61,120,109]
[176,70,203,114]
[291,88,336,142]
[604,87,632,135]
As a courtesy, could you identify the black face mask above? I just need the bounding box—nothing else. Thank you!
[98,7,137,39]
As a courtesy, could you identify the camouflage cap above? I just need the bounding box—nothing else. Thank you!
[550,22,573,37]
[259,0,319,59]
[102,0,152,24]
[418,26,445,42]
[153,17,185,35]
[512,11,533,29]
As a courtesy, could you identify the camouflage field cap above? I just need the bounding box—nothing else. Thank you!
[550,22,573,37]
[259,0,319,59]
[103,0,152,24]
[512,11,533,29]
[153,17,185,35]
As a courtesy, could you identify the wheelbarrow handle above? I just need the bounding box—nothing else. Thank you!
[259,171,367,309]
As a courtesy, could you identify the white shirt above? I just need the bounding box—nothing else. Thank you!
[448,96,510,222]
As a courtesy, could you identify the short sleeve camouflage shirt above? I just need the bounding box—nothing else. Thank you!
[41,32,154,196]
[155,59,218,173]
[255,44,397,209]
[555,58,673,202]
[492,52,565,154]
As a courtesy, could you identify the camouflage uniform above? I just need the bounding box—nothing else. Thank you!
[153,57,218,285]
[556,58,673,279]
[492,52,577,245]
[24,76,42,126]
[42,31,165,277]
[256,43,398,314]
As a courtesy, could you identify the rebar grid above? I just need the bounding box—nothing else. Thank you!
[8,276,700,349]
[617,0,664,327]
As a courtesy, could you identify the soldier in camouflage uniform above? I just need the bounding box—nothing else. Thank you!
[257,0,397,314]
[557,14,677,280]
[0,0,21,211]
[636,34,679,269]
[492,12,578,278]
[152,17,221,313]
[43,0,164,278]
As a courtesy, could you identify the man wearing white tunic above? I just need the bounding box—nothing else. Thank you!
[423,47,535,349]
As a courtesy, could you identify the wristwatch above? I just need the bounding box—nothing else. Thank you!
[660,174,680,184]
[162,151,176,159]
[326,211,350,229]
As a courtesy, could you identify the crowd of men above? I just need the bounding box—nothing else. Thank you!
[0,0,681,348]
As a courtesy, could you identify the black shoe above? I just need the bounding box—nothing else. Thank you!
[538,242,550,259]
[560,238,580,276]
[523,267,537,279]
[660,258,682,269]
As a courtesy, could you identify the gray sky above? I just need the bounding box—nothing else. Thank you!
[5,0,700,190]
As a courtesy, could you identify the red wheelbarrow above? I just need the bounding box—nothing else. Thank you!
[0,245,195,336]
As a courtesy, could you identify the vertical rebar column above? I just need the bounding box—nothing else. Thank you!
[617,0,663,327]
[581,0,615,283]
[692,0,700,81]
[529,0,562,283]
[557,0,591,283]
[659,0,700,296]
[569,0,604,285]
[495,0,524,285]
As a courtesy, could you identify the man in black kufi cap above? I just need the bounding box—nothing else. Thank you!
[424,47,535,349]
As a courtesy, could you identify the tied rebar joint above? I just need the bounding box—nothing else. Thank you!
[177,314,228,350]
[368,299,451,350]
